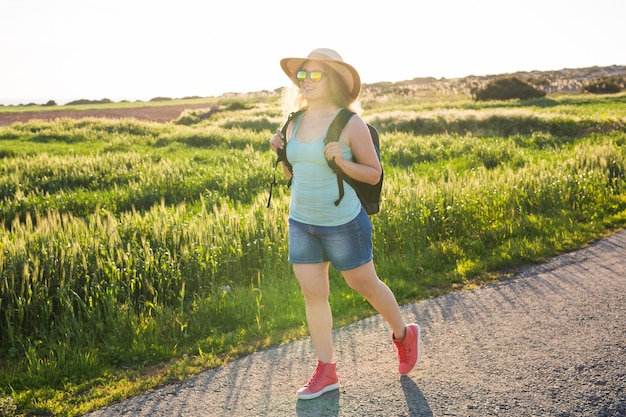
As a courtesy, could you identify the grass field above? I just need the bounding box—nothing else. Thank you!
[1,90,625,416]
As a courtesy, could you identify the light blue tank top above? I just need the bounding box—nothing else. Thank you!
[287,112,361,226]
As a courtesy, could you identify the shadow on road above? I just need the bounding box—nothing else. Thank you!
[401,376,433,417]
[295,390,340,417]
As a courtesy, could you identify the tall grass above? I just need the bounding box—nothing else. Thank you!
[1,93,625,416]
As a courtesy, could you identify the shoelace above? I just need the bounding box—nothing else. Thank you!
[393,339,410,362]
[305,365,325,387]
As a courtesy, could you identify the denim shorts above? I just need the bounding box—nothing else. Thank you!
[288,209,373,271]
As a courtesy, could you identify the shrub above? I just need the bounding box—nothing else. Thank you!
[225,100,250,111]
[472,77,546,101]
[583,78,623,94]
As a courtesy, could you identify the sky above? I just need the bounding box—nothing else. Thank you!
[1,0,624,106]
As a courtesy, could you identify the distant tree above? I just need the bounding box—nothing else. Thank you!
[472,77,546,101]
[150,97,173,102]
[66,98,113,105]
[44,100,57,106]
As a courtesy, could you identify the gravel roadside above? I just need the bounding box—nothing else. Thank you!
[85,229,626,417]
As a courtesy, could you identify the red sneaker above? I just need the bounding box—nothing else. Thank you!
[393,323,421,375]
[297,360,340,400]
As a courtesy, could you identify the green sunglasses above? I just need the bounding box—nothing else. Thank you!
[296,70,324,82]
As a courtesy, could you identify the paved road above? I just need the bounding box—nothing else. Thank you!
[85,230,626,417]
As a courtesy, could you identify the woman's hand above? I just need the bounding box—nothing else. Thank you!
[269,129,284,154]
[324,142,343,163]
[328,116,381,185]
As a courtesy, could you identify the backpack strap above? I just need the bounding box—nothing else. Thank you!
[267,109,306,208]
[276,110,306,172]
[323,108,356,207]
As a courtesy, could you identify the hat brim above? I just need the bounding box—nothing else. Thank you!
[280,57,361,100]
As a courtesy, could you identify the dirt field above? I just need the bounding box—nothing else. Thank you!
[0,103,212,126]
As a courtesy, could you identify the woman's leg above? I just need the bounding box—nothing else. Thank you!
[341,260,407,339]
[342,260,420,375]
[293,262,334,363]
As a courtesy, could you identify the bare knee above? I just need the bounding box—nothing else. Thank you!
[294,263,330,302]
[300,285,330,304]
[342,262,380,296]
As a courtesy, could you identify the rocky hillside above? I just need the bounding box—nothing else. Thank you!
[362,65,626,99]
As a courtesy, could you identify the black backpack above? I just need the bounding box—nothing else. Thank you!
[268,108,383,215]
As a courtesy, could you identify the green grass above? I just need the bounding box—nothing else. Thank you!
[1,91,625,416]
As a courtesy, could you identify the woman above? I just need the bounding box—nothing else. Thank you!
[269,48,421,400]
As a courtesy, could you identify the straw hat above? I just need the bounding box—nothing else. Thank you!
[280,48,361,100]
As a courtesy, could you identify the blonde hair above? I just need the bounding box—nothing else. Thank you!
[281,61,362,116]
